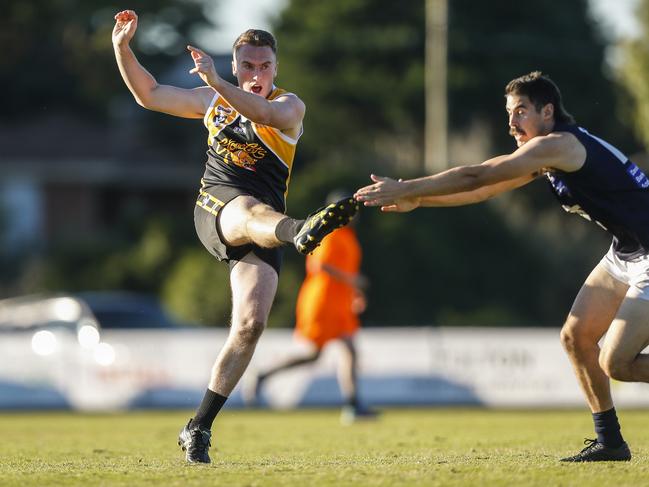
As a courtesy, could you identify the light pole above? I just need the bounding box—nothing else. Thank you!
[425,0,449,173]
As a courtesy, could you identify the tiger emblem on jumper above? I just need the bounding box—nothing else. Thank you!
[230,150,256,171]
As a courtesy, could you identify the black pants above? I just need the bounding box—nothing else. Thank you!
[194,184,283,276]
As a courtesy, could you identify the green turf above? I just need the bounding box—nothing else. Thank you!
[0,408,647,486]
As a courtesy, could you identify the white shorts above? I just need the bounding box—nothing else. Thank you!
[600,245,649,301]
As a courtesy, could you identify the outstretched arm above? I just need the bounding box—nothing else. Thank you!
[187,45,305,133]
[112,10,213,119]
[418,173,539,206]
[320,264,368,290]
[355,133,582,211]
[375,172,540,212]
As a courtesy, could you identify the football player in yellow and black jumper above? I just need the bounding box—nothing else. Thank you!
[112,9,358,463]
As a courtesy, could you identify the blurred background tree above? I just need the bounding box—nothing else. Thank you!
[619,0,649,151]
[0,0,216,164]
[1,0,211,119]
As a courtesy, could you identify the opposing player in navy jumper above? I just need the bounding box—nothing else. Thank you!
[356,71,648,462]
[112,10,357,463]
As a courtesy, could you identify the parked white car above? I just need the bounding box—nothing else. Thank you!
[0,292,194,410]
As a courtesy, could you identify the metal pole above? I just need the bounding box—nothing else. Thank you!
[425,0,448,173]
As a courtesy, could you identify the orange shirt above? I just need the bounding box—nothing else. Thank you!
[295,226,362,347]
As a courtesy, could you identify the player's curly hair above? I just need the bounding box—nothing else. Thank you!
[233,29,277,55]
[505,71,575,124]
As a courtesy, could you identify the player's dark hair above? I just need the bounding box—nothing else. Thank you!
[233,29,277,55]
[505,71,575,124]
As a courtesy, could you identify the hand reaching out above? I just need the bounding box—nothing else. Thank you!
[112,10,138,47]
[354,175,420,212]
[187,45,220,87]
[379,197,420,213]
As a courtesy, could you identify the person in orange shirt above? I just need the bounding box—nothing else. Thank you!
[247,191,376,423]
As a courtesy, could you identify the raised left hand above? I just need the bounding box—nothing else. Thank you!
[187,45,219,86]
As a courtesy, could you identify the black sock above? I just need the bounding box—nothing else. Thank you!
[190,389,228,430]
[593,407,624,448]
[275,217,304,243]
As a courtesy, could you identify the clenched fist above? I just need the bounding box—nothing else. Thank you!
[112,10,138,47]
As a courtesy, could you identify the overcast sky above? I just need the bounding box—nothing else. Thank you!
[589,0,639,39]
[196,0,289,53]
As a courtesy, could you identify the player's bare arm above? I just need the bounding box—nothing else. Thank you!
[187,45,305,135]
[355,132,585,209]
[376,173,539,213]
[112,10,213,119]
[320,263,368,290]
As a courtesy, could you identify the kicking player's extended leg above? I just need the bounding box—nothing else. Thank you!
[219,195,294,248]
[179,252,278,463]
[559,263,631,462]
[218,194,359,254]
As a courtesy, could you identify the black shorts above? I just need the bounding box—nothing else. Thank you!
[194,184,283,275]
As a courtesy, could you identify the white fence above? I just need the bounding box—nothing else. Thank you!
[1,327,649,410]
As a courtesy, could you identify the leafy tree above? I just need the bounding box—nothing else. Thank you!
[1,0,212,121]
[618,0,649,150]
[163,248,232,326]
[448,0,625,151]
[275,0,624,169]
[273,0,425,167]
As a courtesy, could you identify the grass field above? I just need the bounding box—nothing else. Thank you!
[1,408,648,486]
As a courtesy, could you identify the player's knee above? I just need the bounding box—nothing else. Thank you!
[599,351,633,382]
[560,319,599,355]
[234,317,266,344]
[220,197,261,239]
[249,202,273,218]
[559,324,582,354]
[240,201,272,227]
